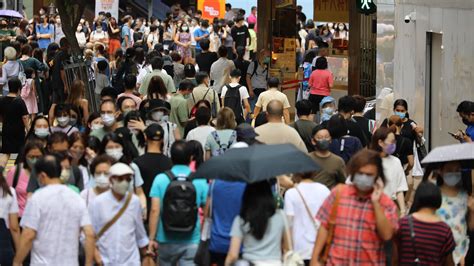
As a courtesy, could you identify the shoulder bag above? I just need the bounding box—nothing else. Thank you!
[95,192,133,240]
[295,185,320,230]
[281,210,304,266]
[320,185,343,263]
[194,182,214,265]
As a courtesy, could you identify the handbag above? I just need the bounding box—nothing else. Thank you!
[295,186,320,230]
[96,192,132,239]
[194,182,214,265]
[320,185,343,263]
[415,135,427,162]
[281,211,304,266]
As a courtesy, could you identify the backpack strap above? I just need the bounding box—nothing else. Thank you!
[165,170,177,181]
[96,192,133,240]
[211,131,221,147]
[250,61,258,79]
[227,130,237,148]
[12,164,21,188]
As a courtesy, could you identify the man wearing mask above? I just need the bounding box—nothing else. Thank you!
[13,155,95,266]
[121,15,133,49]
[246,49,270,107]
[170,80,194,136]
[139,56,175,95]
[194,20,210,55]
[188,71,221,117]
[88,162,149,266]
[91,100,120,141]
[231,16,250,58]
[309,126,346,189]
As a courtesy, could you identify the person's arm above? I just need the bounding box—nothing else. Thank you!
[328,72,334,89]
[174,127,182,141]
[135,187,147,218]
[372,179,396,240]
[246,73,254,98]
[396,192,406,216]
[147,198,160,255]
[205,150,212,161]
[82,225,95,266]
[109,23,120,34]
[0,65,8,85]
[22,115,29,132]
[48,103,56,124]
[253,106,261,119]
[82,100,89,126]
[9,213,20,251]
[13,227,36,266]
[225,236,243,266]
[443,253,455,266]
[310,226,328,266]
[405,155,414,175]
[283,108,290,124]
[60,67,68,93]
[467,196,474,230]
[124,34,129,48]
[243,98,251,119]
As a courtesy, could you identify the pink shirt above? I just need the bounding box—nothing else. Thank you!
[308,69,333,96]
[6,166,29,217]
[247,14,257,32]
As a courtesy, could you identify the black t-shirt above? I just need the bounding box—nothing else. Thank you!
[0,96,28,153]
[196,51,218,74]
[51,50,69,91]
[352,116,373,147]
[394,134,413,165]
[347,118,369,147]
[133,153,173,214]
[233,58,250,88]
[231,25,250,48]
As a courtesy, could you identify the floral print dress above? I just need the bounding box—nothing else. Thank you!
[436,191,469,264]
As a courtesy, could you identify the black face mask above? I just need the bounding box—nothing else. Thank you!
[462,117,473,126]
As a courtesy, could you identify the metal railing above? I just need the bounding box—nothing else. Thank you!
[63,58,98,113]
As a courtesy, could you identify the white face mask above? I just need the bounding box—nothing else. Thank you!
[182,26,188,31]
[95,173,110,189]
[35,128,50,138]
[106,147,123,161]
[57,116,70,127]
[96,27,103,33]
[91,123,104,131]
[101,114,116,127]
[151,111,164,122]
[111,179,130,195]
[60,169,70,184]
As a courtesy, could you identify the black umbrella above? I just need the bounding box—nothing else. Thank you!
[194,144,320,183]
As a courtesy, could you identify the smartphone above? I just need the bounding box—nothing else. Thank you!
[448,132,457,137]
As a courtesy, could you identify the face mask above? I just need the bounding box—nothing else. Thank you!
[323,107,334,115]
[69,118,78,126]
[26,158,37,169]
[323,30,329,35]
[57,116,70,127]
[263,56,271,64]
[151,111,164,122]
[60,169,70,184]
[339,25,345,30]
[182,26,188,31]
[443,172,462,187]
[111,179,130,195]
[128,127,139,135]
[101,114,116,127]
[35,128,50,138]
[315,139,331,151]
[95,174,110,189]
[394,111,406,119]
[91,123,104,131]
[352,173,375,192]
[384,143,396,155]
[106,147,123,161]
[96,27,102,33]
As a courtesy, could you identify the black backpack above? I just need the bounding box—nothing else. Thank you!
[224,84,244,124]
[162,170,198,233]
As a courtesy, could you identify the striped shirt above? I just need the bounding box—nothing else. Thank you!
[397,215,455,265]
[316,184,399,265]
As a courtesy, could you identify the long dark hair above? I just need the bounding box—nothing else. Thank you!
[25,115,51,140]
[409,182,442,214]
[370,127,395,153]
[0,166,12,197]
[187,140,204,169]
[240,181,276,240]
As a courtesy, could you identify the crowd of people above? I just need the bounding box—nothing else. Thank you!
[0,3,474,266]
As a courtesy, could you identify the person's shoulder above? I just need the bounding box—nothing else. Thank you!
[328,152,345,164]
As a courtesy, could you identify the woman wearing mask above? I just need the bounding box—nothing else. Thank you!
[319,25,333,43]
[6,142,44,218]
[162,20,174,51]
[49,80,89,129]
[310,149,398,265]
[184,100,212,138]
[101,132,147,218]
[69,132,91,188]
[25,115,51,147]
[107,17,121,56]
[396,182,455,265]
[205,107,237,160]
[370,127,408,215]
[147,25,160,51]
[308,57,334,118]
[86,112,103,136]
[174,23,192,64]
[387,115,414,174]
[423,161,474,265]
[75,23,87,49]
[90,22,109,48]
[225,180,289,265]
[80,154,115,205]
[0,166,20,266]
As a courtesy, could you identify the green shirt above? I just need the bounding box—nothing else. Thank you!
[0,29,15,46]
[138,69,176,95]
[169,93,189,136]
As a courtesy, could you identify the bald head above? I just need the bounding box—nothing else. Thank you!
[267,100,284,119]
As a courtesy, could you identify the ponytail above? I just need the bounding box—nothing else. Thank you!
[0,167,12,197]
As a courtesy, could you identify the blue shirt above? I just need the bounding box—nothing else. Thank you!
[36,24,54,49]
[121,25,131,47]
[149,165,208,244]
[466,125,474,141]
[209,180,246,253]
[194,28,209,51]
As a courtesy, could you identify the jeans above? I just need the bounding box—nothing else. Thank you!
[250,88,266,112]
[158,243,198,266]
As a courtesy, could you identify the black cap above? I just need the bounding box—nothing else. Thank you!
[148,99,171,112]
[145,124,164,141]
[236,123,258,139]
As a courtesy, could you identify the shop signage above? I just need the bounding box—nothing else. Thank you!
[314,0,349,23]
[95,0,119,19]
[197,0,225,20]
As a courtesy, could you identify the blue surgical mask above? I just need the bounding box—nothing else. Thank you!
[394,111,406,119]
[443,172,462,187]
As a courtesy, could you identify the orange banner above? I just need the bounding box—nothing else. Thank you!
[197,0,225,20]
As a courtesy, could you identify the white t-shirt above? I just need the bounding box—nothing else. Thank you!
[0,187,19,228]
[284,182,330,259]
[20,184,91,266]
[186,125,216,153]
[382,155,408,199]
[220,82,250,101]
[80,188,99,206]
[147,32,159,48]
[136,65,168,87]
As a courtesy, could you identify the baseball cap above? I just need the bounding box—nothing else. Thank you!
[144,124,164,141]
[109,162,134,177]
[236,123,258,139]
